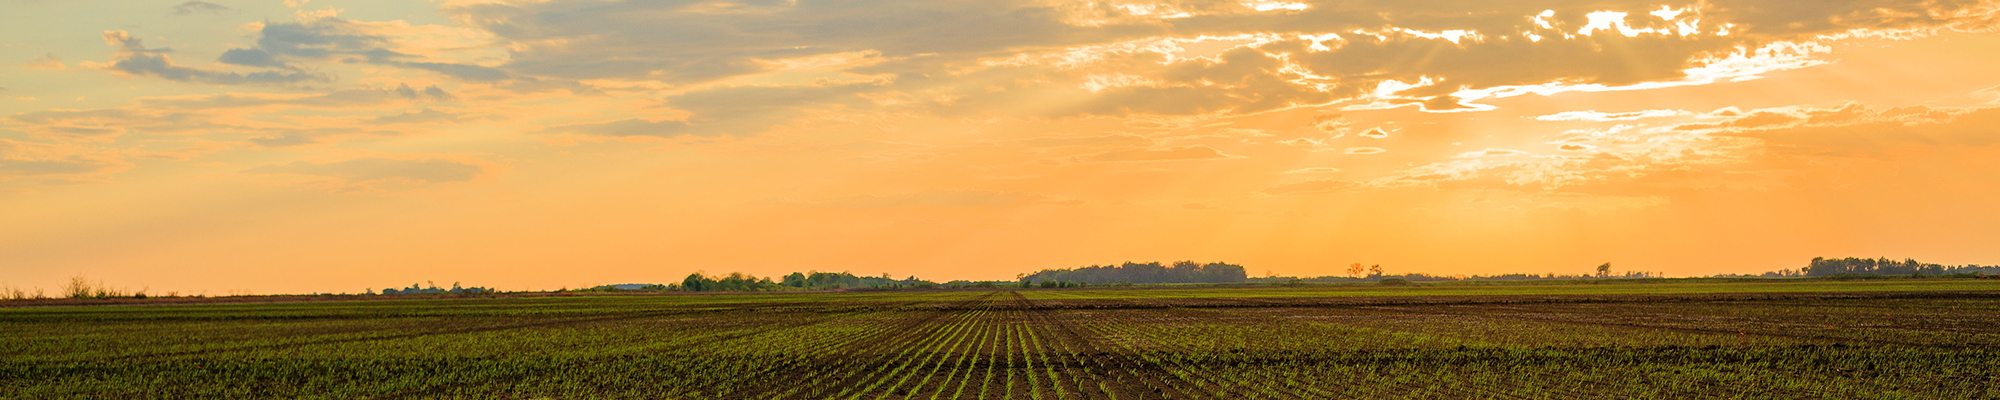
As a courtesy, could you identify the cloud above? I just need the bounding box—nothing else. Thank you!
[172,1,228,15]
[1343,147,1387,155]
[246,128,371,147]
[75,0,1989,144]
[246,157,483,184]
[136,88,414,109]
[97,31,328,85]
[1454,148,1531,158]
[1357,128,1389,139]
[215,48,287,69]
[392,83,454,101]
[0,139,130,179]
[441,0,1162,84]
[548,81,886,138]
[0,158,117,176]
[1276,137,1325,146]
[757,190,1075,208]
[106,53,328,85]
[1535,109,1687,121]
[215,13,550,86]
[1283,167,1341,174]
[1088,146,1233,162]
[547,119,701,138]
[371,108,461,124]
[1310,114,1351,136]
[3,107,250,140]
[1726,105,2000,155]
[1977,84,2000,103]
[1726,111,1804,128]
[1283,103,2000,199]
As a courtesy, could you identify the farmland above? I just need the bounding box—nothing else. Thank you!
[5,279,2000,399]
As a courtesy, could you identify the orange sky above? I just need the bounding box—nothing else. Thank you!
[4,0,2000,294]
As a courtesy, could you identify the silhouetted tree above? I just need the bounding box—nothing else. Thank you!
[1597,263,1612,278]
[682,273,711,292]
[1017,261,1249,284]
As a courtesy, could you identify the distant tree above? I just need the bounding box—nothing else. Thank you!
[1347,263,1365,278]
[1597,263,1612,278]
[380,282,496,295]
[1017,261,1248,285]
[683,273,710,292]
[1367,264,1384,278]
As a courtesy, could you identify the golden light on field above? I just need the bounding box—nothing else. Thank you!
[3,0,2000,294]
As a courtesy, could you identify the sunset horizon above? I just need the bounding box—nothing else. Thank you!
[6,0,2000,295]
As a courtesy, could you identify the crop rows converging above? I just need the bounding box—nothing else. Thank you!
[3,288,1999,399]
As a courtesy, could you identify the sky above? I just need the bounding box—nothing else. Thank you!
[3,0,2000,294]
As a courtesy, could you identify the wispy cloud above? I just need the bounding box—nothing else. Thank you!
[172,1,229,15]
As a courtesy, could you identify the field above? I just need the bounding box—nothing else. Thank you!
[5,279,2000,399]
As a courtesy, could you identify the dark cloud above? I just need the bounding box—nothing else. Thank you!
[109,52,328,85]
[246,157,482,183]
[430,0,2000,117]
[172,1,228,15]
[214,18,519,83]
[445,0,1160,83]
[100,31,327,85]
[137,89,409,109]
[216,48,286,69]
[392,83,455,101]
[43,126,123,136]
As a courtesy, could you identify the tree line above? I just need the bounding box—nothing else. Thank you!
[379,282,496,295]
[1016,261,1249,285]
[663,271,946,292]
[1800,257,2000,277]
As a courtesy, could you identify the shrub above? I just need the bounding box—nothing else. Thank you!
[1379,278,1412,286]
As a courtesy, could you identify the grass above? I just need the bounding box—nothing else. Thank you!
[3,279,1998,399]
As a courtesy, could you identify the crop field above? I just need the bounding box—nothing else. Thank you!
[5,280,2000,399]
